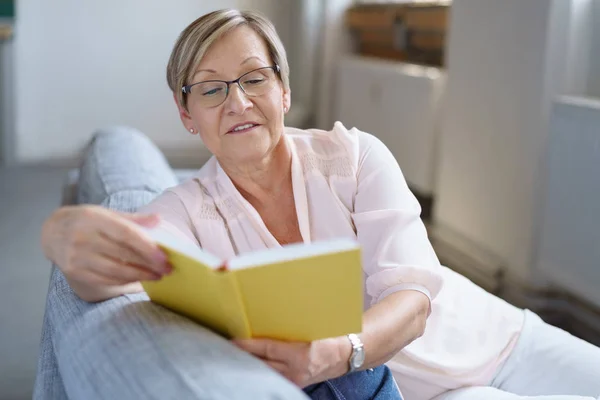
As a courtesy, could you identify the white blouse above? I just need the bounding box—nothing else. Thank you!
[140,122,525,400]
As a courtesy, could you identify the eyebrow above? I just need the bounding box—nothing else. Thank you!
[194,57,267,76]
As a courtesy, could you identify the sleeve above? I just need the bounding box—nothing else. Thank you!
[138,189,200,247]
[349,128,443,308]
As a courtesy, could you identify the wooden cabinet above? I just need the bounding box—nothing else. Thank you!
[345,2,449,66]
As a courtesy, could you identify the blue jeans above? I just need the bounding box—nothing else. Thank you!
[304,366,402,400]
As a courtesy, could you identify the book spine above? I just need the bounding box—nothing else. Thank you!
[219,271,252,338]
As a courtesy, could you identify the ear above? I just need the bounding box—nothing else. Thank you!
[173,93,197,134]
[282,88,291,115]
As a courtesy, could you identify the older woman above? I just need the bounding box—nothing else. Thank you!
[41,9,600,400]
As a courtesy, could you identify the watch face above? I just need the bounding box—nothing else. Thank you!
[352,349,366,368]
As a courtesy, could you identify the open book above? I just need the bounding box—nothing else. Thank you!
[139,228,364,341]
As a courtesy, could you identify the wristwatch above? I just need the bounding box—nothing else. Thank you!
[347,333,365,373]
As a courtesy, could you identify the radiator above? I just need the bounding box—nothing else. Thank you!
[334,55,446,198]
[536,96,600,309]
[430,96,600,346]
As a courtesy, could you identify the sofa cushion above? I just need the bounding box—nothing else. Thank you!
[35,127,197,399]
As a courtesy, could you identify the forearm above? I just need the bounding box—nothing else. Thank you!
[65,276,143,303]
[331,290,430,375]
[361,290,429,368]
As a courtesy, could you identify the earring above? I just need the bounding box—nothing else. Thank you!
[189,128,194,133]
[283,107,288,113]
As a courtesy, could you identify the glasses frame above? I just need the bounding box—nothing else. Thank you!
[182,65,281,107]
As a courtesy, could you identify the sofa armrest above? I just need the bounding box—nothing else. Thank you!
[35,127,307,400]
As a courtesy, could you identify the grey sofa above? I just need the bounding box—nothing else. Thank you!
[32,127,309,400]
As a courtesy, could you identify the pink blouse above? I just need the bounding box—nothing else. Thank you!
[139,122,525,400]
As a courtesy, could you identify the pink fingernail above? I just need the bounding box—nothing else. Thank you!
[163,264,173,275]
[154,250,167,263]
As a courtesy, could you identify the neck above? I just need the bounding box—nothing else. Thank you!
[218,136,292,205]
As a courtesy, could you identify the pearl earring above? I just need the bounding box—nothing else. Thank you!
[189,128,194,133]
[283,107,287,112]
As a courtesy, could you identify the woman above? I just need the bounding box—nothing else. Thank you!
[41,9,600,400]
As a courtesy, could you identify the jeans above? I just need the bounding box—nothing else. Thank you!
[305,366,402,400]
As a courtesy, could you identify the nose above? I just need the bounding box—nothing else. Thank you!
[224,83,253,115]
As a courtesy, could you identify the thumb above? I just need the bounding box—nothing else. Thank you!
[121,212,161,227]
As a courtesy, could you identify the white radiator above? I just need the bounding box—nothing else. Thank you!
[537,96,600,308]
[334,55,446,196]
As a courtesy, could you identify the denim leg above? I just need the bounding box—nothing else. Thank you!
[304,366,402,400]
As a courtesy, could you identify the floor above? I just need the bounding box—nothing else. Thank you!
[0,166,68,400]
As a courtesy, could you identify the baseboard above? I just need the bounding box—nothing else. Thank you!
[428,223,505,294]
[429,222,600,346]
[411,187,434,222]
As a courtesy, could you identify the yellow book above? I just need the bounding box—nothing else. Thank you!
[140,228,363,341]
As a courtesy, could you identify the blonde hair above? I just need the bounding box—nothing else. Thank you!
[167,9,290,110]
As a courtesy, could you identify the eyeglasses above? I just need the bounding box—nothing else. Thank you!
[182,65,281,108]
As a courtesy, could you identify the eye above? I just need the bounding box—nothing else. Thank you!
[243,77,266,85]
[202,86,224,96]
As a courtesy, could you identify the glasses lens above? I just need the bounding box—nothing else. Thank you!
[190,81,228,107]
[240,67,277,97]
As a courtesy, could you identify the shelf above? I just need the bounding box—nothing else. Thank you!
[0,24,11,40]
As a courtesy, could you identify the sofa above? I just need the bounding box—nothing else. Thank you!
[32,127,310,400]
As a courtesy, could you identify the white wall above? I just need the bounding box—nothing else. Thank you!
[537,97,600,307]
[563,0,593,97]
[14,0,293,165]
[589,0,600,97]
[1,30,15,165]
[315,0,354,130]
[285,0,323,128]
[237,0,292,52]
[433,0,573,284]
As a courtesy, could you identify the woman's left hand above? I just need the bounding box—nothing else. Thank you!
[232,337,350,388]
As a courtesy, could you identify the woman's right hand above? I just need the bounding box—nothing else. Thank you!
[41,205,172,302]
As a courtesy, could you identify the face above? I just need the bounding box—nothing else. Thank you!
[175,25,291,166]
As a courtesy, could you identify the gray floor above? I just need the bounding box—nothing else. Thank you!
[0,166,69,400]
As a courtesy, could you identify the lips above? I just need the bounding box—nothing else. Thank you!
[227,122,260,134]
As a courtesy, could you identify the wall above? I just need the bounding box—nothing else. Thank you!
[536,97,600,307]
[285,0,323,127]
[13,0,292,165]
[433,0,573,285]
[563,0,593,97]
[315,0,354,130]
[237,0,292,51]
[0,26,14,165]
[589,0,600,97]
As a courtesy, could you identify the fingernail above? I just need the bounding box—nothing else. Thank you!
[137,214,160,227]
[154,250,167,263]
[163,263,173,275]
[151,273,163,281]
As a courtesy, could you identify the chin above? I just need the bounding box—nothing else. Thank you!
[232,140,274,163]
[222,126,282,162]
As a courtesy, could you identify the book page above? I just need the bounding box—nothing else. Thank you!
[141,226,222,269]
[228,238,360,270]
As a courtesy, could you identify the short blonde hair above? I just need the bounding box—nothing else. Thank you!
[167,9,290,110]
